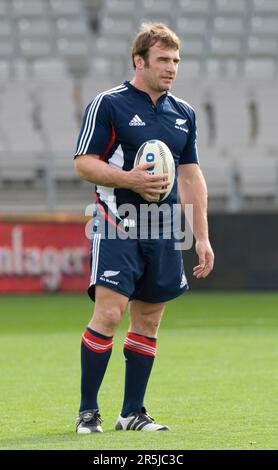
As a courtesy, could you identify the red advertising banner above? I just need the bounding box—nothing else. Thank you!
[0,221,90,293]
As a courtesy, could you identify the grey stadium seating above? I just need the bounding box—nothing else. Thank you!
[0,0,277,213]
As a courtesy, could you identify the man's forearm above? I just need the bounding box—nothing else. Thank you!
[74,155,129,188]
[179,170,209,241]
[74,154,168,198]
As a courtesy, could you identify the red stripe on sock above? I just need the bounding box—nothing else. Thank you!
[82,330,113,354]
[124,332,157,357]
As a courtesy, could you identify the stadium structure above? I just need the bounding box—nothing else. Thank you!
[0,0,277,213]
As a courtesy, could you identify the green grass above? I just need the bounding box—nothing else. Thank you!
[0,292,278,450]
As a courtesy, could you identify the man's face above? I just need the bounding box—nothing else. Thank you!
[141,42,180,93]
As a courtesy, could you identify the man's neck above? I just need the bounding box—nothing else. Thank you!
[130,78,166,105]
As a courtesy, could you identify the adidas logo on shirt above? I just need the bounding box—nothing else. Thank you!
[129,114,146,126]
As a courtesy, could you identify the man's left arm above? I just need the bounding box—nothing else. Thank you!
[178,163,214,279]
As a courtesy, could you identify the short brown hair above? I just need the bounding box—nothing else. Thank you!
[132,23,180,69]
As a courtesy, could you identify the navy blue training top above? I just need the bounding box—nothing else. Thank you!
[75,81,199,236]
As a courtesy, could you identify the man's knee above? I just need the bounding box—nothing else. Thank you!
[129,302,165,337]
[90,286,128,335]
[100,307,123,329]
[133,315,161,335]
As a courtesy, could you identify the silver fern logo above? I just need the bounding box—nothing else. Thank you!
[175,118,189,133]
[175,118,187,126]
[100,270,120,285]
[102,270,120,277]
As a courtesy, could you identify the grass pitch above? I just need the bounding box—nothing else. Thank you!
[0,292,277,450]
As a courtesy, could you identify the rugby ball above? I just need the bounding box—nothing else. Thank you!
[134,139,175,202]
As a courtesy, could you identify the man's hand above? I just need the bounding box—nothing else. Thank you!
[127,162,170,201]
[193,239,214,279]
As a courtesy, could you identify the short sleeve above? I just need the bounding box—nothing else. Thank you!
[179,110,199,165]
[75,95,112,157]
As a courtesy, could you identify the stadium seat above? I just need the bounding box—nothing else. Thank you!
[55,18,88,37]
[19,39,52,58]
[38,77,74,95]
[139,15,172,27]
[248,37,278,56]
[0,60,9,82]
[142,0,172,15]
[251,16,278,35]
[238,157,278,198]
[210,37,242,57]
[178,0,210,15]
[210,81,250,152]
[82,75,117,106]
[0,41,15,59]
[171,80,199,106]
[52,152,79,181]
[57,39,90,58]
[32,59,70,80]
[9,134,44,154]
[10,59,30,80]
[213,17,245,35]
[104,0,137,17]
[175,60,202,79]
[176,17,207,36]
[101,17,134,37]
[199,155,234,199]
[227,60,242,77]
[90,54,126,79]
[95,36,130,58]
[88,57,111,76]
[205,58,223,77]
[49,0,83,17]
[0,1,7,17]
[253,82,278,152]
[180,37,205,58]
[172,80,213,148]
[0,152,43,181]
[0,136,5,152]
[17,18,52,38]
[244,59,276,78]
[205,58,240,78]
[0,20,12,38]
[38,78,79,158]
[11,0,47,17]
[253,0,278,14]
[48,133,78,153]
[0,79,44,154]
[215,0,247,14]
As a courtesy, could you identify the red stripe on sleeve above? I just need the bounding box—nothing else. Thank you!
[101,125,116,161]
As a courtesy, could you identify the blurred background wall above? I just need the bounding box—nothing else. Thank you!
[0,0,277,292]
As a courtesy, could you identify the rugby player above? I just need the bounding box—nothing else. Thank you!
[74,23,214,433]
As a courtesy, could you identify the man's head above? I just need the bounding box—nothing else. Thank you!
[132,23,181,94]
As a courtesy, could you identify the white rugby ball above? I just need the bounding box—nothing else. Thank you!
[134,139,175,202]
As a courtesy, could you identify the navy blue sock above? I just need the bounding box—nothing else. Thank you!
[79,327,113,413]
[121,332,157,417]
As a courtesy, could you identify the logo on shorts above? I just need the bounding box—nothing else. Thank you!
[180,272,187,288]
[100,270,120,285]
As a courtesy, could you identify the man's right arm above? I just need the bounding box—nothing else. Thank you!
[74,154,128,188]
[74,154,169,200]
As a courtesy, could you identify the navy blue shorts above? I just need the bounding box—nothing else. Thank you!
[88,235,189,303]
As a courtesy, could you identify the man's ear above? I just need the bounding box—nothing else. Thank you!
[134,54,145,70]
